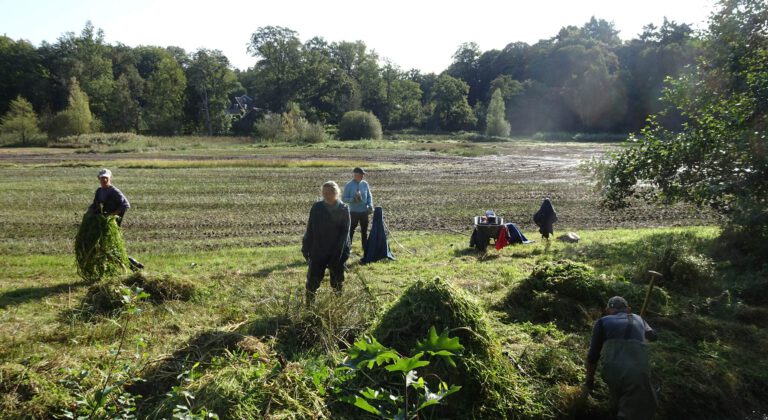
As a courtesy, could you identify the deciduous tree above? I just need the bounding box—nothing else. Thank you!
[144,56,186,135]
[600,0,768,257]
[187,49,242,135]
[430,74,477,131]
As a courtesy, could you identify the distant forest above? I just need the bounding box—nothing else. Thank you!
[0,17,701,137]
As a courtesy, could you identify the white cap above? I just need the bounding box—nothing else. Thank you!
[97,168,112,178]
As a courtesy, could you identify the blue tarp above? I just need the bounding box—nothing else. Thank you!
[505,223,532,244]
[362,206,395,264]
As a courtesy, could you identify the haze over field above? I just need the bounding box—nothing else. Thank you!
[1,0,714,73]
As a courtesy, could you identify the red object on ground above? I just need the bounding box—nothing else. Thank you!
[495,225,509,250]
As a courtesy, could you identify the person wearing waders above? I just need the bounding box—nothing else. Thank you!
[585,296,658,419]
[88,168,143,270]
[302,181,351,307]
[342,167,373,253]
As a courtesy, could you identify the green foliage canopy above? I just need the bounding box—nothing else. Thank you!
[599,0,768,245]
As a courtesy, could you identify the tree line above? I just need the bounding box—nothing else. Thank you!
[1,17,701,140]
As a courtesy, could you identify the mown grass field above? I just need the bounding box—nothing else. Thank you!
[1,136,766,419]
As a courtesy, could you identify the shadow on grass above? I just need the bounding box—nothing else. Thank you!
[248,260,307,278]
[130,329,269,413]
[0,280,88,309]
[452,247,503,262]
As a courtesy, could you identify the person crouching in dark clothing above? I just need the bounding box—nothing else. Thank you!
[585,296,658,420]
[302,181,351,307]
[89,168,130,226]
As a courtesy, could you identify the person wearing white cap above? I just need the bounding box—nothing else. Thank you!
[89,168,131,226]
[585,296,658,419]
[87,168,143,270]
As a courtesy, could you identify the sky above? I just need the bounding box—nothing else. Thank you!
[0,0,716,74]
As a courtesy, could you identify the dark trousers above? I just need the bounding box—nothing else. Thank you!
[350,211,369,249]
[306,254,345,299]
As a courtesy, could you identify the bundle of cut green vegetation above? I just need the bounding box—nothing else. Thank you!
[74,212,129,283]
[81,272,196,316]
[502,260,669,329]
[369,277,546,418]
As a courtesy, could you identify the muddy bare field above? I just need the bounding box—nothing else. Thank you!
[0,141,712,255]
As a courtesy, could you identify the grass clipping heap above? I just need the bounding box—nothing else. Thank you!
[370,277,545,418]
[75,212,129,283]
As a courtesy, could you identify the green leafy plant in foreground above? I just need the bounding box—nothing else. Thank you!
[336,326,463,419]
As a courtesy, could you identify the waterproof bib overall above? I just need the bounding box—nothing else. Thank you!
[600,315,658,420]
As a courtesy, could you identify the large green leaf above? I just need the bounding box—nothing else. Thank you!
[385,352,429,373]
[344,335,400,370]
[414,326,464,367]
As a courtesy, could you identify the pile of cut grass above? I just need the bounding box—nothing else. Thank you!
[501,259,669,330]
[80,271,197,316]
[74,213,129,283]
[369,277,547,418]
[151,352,329,419]
[0,363,70,419]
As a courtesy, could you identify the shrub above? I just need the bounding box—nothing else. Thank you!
[54,132,140,146]
[338,111,382,140]
[632,234,718,294]
[48,78,94,139]
[254,112,283,142]
[254,111,328,143]
[714,210,768,269]
[297,120,329,143]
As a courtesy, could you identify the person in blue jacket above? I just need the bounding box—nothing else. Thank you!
[342,167,373,250]
[302,181,351,306]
